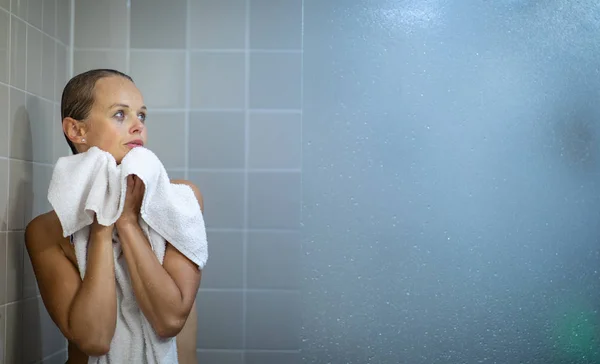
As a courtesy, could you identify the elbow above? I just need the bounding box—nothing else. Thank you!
[154,315,187,339]
[76,339,111,357]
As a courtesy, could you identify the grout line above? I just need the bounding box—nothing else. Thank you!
[68,0,74,78]
[5,6,11,359]
[242,0,250,358]
[184,0,191,181]
[0,81,59,105]
[300,0,305,231]
[72,47,303,53]
[148,107,302,114]
[5,10,67,46]
[125,0,131,74]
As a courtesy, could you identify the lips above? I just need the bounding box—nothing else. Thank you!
[126,140,144,148]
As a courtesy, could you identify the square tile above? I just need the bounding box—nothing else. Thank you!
[42,350,68,364]
[200,231,243,289]
[53,104,70,161]
[56,0,70,44]
[131,0,186,49]
[249,0,302,49]
[6,231,24,302]
[249,52,302,109]
[188,172,245,229]
[0,233,6,304]
[26,95,54,164]
[189,111,245,169]
[247,231,300,289]
[246,291,301,350]
[31,164,53,217]
[248,172,301,229]
[245,351,300,364]
[190,0,246,49]
[190,52,245,109]
[197,291,244,349]
[0,83,8,157]
[73,49,127,75]
[27,0,43,29]
[197,351,243,364]
[0,10,8,83]
[26,25,43,96]
[0,160,7,231]
[5,302,22,363]
[249,112,301,169]
[145,111,186,169]
[23,231,38,299]
[41,34,56,100]
[22,297,65,362]
[55,43,67,102]
[9,88,31,161]
[166,169,185,180]
[74,0,128,48]
[42,0,57,38]
[130,50,186,108]
[8,160,33,231]
[10,16,27,89]
[0,0,8,10]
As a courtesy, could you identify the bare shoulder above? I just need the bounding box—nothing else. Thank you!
[25,211,65,253]
[171,179,204,212]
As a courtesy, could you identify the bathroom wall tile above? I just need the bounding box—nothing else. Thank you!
[145,111,186,169]
[131,0,186,49]
[42,350,68,364]
[8,160,33,231]
[26,95,54,164]
[0,84,8,157]
[188,172,245,229]
[200,231,243,289]
[248,172,301,229]
[28,0,43,29]
[10,16,27,90]
[0,233,6,304]
[23,231,38,299]
[22,297,65,362]
[31,163,53,217]
[0,0,8,10]
[5,302,22,363]
[41,34,56,100]
[130,50,186,108]
[197,290,244,349]
[245,351,300,364]
[26,25,43,96]
[247,231,300,289]
[0,306,5,362]
[166,170,185,180]
[249,52,302,109]
[190,0,246,49]
[245,290,301,350]
[11,0,27,19]
[74,0,128,48]
[0,10,9,83]
[190,52,245,109]
[189,111,245,169]
[42,0,57,38]
[9,88,31,161]
[0,160,7,231]
[55,43,67,101]
[73,49,127,75]
[249,0,302,49]
[249,112,301,169]
[198,351,244,364]
[6,231,24,302]
[56,0,69,44]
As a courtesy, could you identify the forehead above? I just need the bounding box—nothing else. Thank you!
[93,76,144,108]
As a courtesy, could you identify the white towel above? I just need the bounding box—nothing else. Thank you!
[48,146,208,364]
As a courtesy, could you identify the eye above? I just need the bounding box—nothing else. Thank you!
[114,110,125,120]
[138,112,146,123]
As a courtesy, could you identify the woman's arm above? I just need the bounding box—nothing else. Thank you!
[25,215,117,356]
[116,176,203,338]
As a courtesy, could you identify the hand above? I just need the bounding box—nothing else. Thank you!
[118,175,145,226]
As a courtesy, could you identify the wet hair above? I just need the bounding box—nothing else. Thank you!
[60,69,134,154]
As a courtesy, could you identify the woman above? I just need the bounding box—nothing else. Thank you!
[25,69,202,363]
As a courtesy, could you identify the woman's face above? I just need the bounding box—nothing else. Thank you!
[67,75,148,164]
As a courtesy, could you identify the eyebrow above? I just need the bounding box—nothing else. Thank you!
[110,103,147,110]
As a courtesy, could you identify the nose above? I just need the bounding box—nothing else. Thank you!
[129,115,145,134]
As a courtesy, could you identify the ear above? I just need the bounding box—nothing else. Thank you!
[62,117,87,144]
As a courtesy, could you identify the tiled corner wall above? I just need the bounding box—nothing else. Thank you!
[73,0,303,363]
[0,0,72,362]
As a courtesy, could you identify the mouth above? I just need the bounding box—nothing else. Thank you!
[125,140,144,149]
